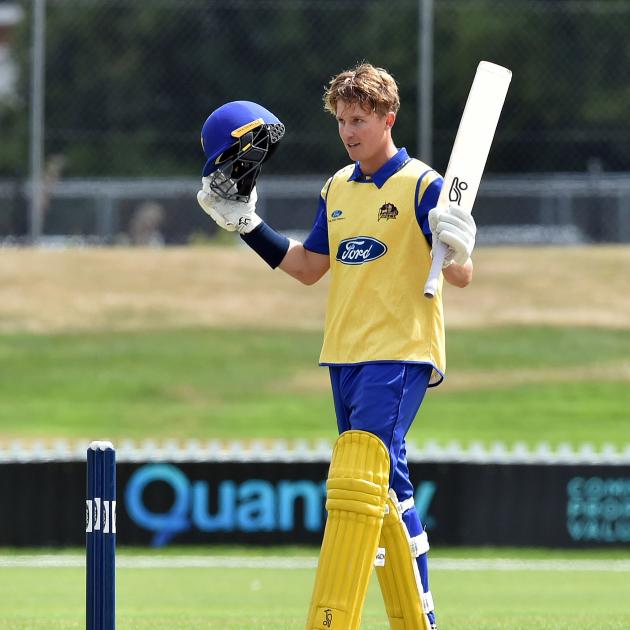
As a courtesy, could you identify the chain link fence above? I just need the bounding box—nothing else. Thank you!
[0,0,629,243]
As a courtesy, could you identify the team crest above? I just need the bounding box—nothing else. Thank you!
[378,202,398,221]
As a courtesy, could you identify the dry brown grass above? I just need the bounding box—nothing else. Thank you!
[445,245,630,329]
[0,245,628,334]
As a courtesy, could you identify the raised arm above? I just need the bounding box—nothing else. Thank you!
[279,241,329,285]
[197,181,329,285]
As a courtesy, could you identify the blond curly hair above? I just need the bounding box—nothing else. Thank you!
[323,63,400,117]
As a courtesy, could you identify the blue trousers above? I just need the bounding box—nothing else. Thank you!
[329,362,434,598]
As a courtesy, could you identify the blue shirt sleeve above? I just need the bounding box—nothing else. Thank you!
[303,195,329,255]
[416,176,443,246]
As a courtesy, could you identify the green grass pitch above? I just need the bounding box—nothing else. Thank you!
[1,326,629,446]
[1,548,630,629]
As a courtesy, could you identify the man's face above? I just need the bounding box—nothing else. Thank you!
[335,100,393,164]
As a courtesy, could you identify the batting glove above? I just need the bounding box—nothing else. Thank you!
[197,177,262,235]
[428,204,476,266]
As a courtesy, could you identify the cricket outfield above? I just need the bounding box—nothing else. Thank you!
[1,547,630,629]
[0,245,628,446]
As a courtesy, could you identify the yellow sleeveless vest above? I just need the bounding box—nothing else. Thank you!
[320,158,445,385]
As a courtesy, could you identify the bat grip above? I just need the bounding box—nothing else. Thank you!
[423,241,448,299]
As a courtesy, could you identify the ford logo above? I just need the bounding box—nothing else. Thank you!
[331,210,343,218]
[335,236,387,265]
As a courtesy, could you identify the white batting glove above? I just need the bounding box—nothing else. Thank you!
[428,204,476,266]
[196,178,262,235]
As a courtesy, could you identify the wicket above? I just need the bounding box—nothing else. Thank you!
[86,441,116,630]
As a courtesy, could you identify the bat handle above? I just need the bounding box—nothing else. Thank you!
[423,241,448,299]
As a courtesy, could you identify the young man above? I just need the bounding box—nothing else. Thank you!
[197,64,476,630]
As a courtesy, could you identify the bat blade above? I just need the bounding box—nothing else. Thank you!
[424,61,512,298]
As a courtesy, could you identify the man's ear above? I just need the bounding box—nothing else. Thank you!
[385,111,396,129]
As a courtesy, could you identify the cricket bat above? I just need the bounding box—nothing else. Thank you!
[423,61,512,298]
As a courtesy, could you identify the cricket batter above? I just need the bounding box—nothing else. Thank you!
[197,64,476,630]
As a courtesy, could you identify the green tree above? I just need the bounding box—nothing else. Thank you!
[1,0,629,177]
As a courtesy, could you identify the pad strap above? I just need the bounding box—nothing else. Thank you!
[410,530,430,557]
[392,496,430,556]
[422,590,435,614]
[398,496,415,513]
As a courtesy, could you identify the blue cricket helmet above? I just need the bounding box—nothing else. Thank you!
[200,101,285,201]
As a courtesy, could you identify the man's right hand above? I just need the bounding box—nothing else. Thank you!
[428,203,476,266]
[196,177,262,234]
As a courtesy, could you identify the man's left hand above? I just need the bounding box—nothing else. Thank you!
[428,204,476,266]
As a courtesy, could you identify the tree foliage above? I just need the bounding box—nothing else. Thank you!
[1,0,629,177]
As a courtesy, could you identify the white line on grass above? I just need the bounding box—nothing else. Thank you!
[1,555,630,572]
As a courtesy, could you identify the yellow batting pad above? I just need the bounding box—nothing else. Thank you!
[306,430,390,630]
[376,491,432,630]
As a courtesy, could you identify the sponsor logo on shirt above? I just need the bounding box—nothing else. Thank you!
[329,209,345,222]
[335,236,387,265]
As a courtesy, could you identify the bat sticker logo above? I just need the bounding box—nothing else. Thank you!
[448,177,468,205]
